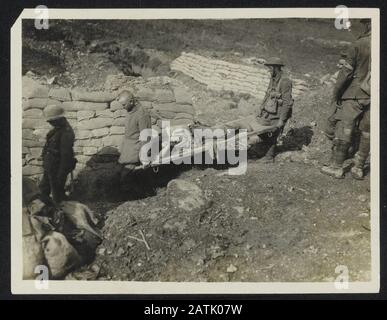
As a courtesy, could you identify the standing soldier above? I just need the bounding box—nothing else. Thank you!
[117,90,152,170]
[321,19,371,179]
[40,105,77,205]
[257,57,294,162]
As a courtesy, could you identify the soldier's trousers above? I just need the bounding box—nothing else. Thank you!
[331,99,370,167]
[39,168,69,204]
[334,99,370,143]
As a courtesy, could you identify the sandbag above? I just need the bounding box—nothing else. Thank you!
[154,102,195,115]
[48,87,71,101]
[41,231,81,279]
[174,112,194,120]
[22,208,45,280]
[71,88,117,102]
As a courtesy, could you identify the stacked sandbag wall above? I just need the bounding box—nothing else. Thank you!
[171,52,308,99]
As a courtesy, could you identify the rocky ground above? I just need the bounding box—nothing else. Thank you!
[23,19,371,282]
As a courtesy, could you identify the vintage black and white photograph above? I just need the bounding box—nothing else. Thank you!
[11,8,379,294]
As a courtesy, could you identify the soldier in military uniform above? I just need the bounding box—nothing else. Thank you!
[223,57,293,162]
[117,90,152,170]
[257,57,294,162]
[40,105,77,205]
[321,19,371,179]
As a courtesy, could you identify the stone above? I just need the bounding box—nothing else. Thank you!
[167,179,210,212]
[74,139,91,147]
[71,88,117,102]
[77,110,95,121]
[48,87,71,101]
[92,128,110,138]
[22,147,29,154]
[110,126,125,135]
[23,108,44,118]
[62,101,108,112]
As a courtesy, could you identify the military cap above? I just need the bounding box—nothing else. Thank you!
[44,105,65,121]
[264,57,285,66]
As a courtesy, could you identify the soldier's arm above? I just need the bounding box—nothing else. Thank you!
[332,45,357,102]
[58,130,75,177]
[279,78,293,122]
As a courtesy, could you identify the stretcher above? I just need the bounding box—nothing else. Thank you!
[127,118,278,172]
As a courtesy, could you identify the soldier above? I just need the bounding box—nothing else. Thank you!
[223,57,293,163]
[257,57,294,162]
[117,90,152,170]
[321,19,371,179]
[40,105,77,205]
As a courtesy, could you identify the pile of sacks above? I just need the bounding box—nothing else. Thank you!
[22,177,102,280]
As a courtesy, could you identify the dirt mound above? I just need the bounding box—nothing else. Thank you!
[85,160,370,282]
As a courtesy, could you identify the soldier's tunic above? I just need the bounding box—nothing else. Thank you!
[118,105,152,165]
[257,71,293,157]
[333,31,371,141]
[258,71,293,126]
[40,119,76,204]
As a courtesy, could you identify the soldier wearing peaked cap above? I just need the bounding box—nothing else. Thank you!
[257,57,294,162]
[40,105,77,205]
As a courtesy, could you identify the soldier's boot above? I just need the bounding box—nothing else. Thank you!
[260,144,276,163]
[351,133,370,180]
[321,140,349,179]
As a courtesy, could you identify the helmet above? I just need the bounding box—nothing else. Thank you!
[44,105,65,121]
[264,57,285,66]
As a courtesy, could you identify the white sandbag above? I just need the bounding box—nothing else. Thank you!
[22,208,45,280]
[41,231,81,279]
[62,101,108,112]
[48,87,71,101]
